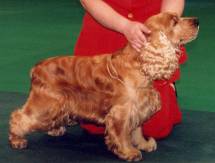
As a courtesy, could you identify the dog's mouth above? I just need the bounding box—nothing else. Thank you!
[179,34,198,45]
[179,26,199,45]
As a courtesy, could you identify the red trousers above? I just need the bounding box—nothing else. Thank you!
[74,0,187,139]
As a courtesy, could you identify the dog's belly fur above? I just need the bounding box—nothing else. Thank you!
[58,89,113,125]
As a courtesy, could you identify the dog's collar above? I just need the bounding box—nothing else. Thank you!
[106,56,125,85]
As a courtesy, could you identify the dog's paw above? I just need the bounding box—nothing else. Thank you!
[137,137,157,152]
[47,126,66,137]
[117,148,142,162]
[10,138,28,149]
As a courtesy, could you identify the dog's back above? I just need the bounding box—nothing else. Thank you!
[32,54,117,117]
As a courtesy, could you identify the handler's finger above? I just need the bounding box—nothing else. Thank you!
[140,24,151,34]
[132,45,141,52]
[131,42,142,52]
[137,30,147,44]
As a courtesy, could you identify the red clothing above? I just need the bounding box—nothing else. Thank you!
[74,0,187,139]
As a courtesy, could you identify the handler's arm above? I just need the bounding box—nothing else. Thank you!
[80,0,129,33]
[80,0,151,52]
[161,0,185,16]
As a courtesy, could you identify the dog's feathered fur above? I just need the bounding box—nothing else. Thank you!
[9,13,199,161]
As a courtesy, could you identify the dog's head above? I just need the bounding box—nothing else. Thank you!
[145,12,199,46]
[138,12,199,80]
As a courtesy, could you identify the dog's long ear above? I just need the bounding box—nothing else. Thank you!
[146,30,166,49]
[143,30,177,58]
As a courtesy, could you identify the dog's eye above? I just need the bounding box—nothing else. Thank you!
[172,17,178,26]
[171,19,178,27]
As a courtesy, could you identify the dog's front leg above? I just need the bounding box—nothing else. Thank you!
[129,87,160,152]
[131,127,157,152]
[105,104,142,161]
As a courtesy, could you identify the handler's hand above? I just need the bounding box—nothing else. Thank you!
[122,21,151,52]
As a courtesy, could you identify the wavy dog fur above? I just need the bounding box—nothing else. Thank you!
[9,12,199,161]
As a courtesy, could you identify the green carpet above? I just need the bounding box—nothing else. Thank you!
[0,0,84,93]
[1,92,215,163]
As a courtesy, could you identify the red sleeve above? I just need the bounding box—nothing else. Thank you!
[179,46,188,64]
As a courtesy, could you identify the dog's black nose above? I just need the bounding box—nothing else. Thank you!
[193,18,199,26]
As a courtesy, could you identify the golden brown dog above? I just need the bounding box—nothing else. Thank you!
[9,12,199,161]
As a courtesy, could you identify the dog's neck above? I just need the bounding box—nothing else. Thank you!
[122,44,139,56]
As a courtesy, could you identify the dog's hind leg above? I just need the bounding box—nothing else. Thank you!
[9,90,63,149]
[47,126,66,137]
[9,108,37,149]
[47,118,78,137]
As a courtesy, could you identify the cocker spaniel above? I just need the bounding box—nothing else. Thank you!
[9,12,199,161]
